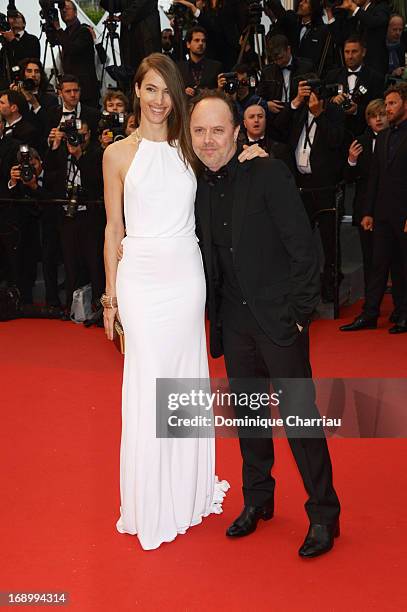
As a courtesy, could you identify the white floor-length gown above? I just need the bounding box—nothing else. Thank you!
[115,136,229,550]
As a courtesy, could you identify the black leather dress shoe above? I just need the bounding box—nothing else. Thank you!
[226,504,274,538]
[298,521,340,558]
[389,320,407,334]
[339,316,377,331]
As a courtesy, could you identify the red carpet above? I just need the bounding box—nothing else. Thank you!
[1,296,406,611]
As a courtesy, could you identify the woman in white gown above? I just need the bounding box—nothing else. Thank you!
[102,53,229,550]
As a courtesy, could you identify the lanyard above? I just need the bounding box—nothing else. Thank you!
[304,117,316,150]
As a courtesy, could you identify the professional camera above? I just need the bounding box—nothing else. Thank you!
[98,111,125,142]
[341,84,368,111]
[247,0,263,25]
[65,184,83,219]
[0,12,11,32]
[60,116,84,147]
[39,0,65,23]
[222,72,256,95]
[11,65,36,92]
[305,78,340,99]
[18,144,34,183]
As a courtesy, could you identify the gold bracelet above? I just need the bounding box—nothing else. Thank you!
[100,293,118,309]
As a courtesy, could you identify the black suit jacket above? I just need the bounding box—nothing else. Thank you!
[195,158,320,357]
[46,104,101,141]
[277,102,346,186]
[0,135,20,197]
[257,56,314,103]
[177,58,223,91]
[5,118,41,150]
[343,128,376,224]
[325,64,384,137]
[364,125,407,223]
[329,2,391,75]
[53,20,99,106]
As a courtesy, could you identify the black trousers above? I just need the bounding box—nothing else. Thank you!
[41,206,62,306]
[59,209,105,310]
[363,219,407,320]
[221,305,340,525]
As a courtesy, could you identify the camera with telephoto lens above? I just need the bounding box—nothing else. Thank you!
[98,111,125,142]
[305,78,340,99]
[0,12,11,32]
[11,65,36,92]
[340,84,368,111]
[167,1,188,24]
[18,145,34,183]
[39,0,65,23]
[60,116,84,147]
[247,0,263,25]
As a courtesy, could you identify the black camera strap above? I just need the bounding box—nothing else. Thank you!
[304,116,316,150]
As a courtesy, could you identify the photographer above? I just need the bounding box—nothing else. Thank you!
[100,1,161,76]
[327,0,391,76]
[47,74,100,142]
[257,34,313,114]
[278,77,347,301]
[48,1,99,107]
[45,118,105,318]
[326,36,384,137]
[386,13,406,77]
[0,89,40,148]
[178,26,222,96]
[218,63,259,120]
[174,0,242,70]
[0,10,41,89]
[99,90,129,148]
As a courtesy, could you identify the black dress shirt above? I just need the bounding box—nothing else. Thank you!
[388,119,407,163]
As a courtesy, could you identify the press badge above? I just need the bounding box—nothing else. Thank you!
[299,148,310,166]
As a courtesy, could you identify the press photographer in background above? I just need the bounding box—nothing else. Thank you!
[47,74,100,141]
[45,0,99,107]
[217,63,259,120]
[45,117,105,320]
[326,0,391,76]
[326,36,384,138]
[177,26,222,96]
[386,13,406,78]
[173,0,242,71]
[99,89,129,148]
[0,88,40,148]
[100,0,161,77]
[277,76,347,302]
[0,6,41,89]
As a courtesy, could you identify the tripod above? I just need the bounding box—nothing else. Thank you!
[39,22,62,90]
[238,21,269,74]
[99,14,121,90]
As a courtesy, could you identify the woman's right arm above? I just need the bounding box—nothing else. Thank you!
[103,143,125,340]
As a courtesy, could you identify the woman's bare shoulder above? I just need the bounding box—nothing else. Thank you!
[103,135,140,176]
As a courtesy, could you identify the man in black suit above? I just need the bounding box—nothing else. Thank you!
[386,13,406,77]
[190,88,341,558]
[340,82,407,333]
[277,79,347,301]
[257,35,314,114]
[328,0,391,76]
[266,0,337,75]
[326,36,384,137]
[177,27,222,97]
[0,89,40,148]
[46,74,101,141]
[50,1,99,107]
[0,10,41,88]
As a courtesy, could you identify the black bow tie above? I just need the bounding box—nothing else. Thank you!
[203,166,228,186]
[347,71,360,76]
[248,137,265,147]
[282,64,293,71]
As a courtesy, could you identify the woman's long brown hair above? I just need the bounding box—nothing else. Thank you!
[133,53,198,174]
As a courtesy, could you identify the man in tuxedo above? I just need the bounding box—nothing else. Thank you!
[257,35,313,115]
[386,13,406,77]
[50,0,99,107]
[340,82,407,333]
[326,36,384,137]
[277,79,347,302]
[177,27,222,97]
[328,0,391,76]
[0,89,40,148]
[190,88,341,558]
[46,74,101,141]
[0,10,41,88]
[238,102,295,174]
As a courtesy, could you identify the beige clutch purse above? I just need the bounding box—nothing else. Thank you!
[113,318,125,355]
